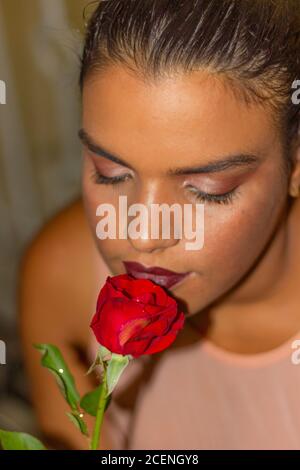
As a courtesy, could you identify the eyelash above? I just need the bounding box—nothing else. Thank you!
[92,168,132,185]
[92,169,238,205]
[187,186,239,205]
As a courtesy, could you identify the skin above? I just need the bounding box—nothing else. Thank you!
[20,64,300,449]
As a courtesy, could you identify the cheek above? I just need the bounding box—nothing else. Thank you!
[179,187,286,314]
[206,160,287,262]
[202,184,285,281]
[82,163,98,225]
[82,157,111,225]
[82,165,131,263]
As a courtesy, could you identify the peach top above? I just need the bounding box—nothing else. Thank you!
[88,254,300,450]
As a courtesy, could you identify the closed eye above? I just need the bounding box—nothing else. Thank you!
[92,168,132,185]
[185,184,240,205]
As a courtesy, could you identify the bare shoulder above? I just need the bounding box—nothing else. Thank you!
[22,198,93,271]
[19,198,101,345]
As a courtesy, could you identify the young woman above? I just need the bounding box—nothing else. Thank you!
[20,0,300,450]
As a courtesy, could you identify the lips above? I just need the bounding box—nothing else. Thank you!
[123,261,190,289]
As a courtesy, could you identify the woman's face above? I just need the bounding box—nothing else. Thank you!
[81,64,289,317]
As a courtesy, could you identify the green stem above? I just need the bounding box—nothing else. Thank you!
[90,367,108,450]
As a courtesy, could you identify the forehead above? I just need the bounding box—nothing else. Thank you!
[82,65,278,171]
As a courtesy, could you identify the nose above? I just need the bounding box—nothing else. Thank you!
[128,225,179,253]
[126,184,181,254]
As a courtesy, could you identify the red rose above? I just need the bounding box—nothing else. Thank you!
[90,274,185,358]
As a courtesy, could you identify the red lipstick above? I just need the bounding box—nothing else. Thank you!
[123,261,190,289]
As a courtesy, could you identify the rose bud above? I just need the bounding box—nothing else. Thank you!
[90,274,185,359]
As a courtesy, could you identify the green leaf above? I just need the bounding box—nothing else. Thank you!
[66,412,88,436]
[86,351,103,376]
[80,385,112,417]
[99,344,112,362]
[86,344,112,376]
[34,344,89,437]
[0,430,46,450]
[106,353,130,396]
[34,343,80,411]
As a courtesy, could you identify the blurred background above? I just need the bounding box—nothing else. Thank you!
[0,0,90,436]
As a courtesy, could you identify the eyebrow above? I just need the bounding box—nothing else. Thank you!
[78,128,262,175]
[78,128,134,170]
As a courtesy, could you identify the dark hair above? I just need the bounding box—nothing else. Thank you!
[79,0,300,169]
